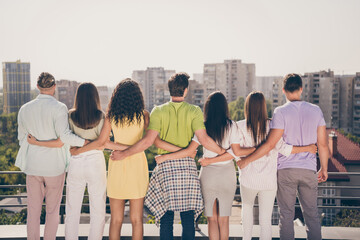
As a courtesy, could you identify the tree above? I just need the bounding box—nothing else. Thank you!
[228,97,245,121]
[333,209,360,227]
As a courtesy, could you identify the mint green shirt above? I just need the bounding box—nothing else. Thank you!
[148,101,205,155]
[16,94,85,177]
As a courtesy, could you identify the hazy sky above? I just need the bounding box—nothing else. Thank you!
[1,0,359,87]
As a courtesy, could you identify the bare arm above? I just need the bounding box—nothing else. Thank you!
[110,129,159,160]
[238,128,284,169]
[195,129,225,155]
[231,144,256,157]
[317,126,329,183]
[70,117,112,155]
[291,144,317,154]
[27,134,64,148]
[104,140,129,151]
[55,105,85,147]
[155,141,199,164]
[154,136,182,152]
[198,152,234,167]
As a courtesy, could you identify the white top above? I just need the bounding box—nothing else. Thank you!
[192,121,237,165]
[16,94,85,177]
[236,119,293,190]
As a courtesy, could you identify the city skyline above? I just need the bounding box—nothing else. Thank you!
[0,0,359,87]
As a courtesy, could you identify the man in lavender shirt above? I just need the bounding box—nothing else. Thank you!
[238,73,329,240]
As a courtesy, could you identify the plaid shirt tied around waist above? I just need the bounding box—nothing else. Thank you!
[144,157,204,225]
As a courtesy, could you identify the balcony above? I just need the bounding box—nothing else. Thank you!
[0,171,360,239]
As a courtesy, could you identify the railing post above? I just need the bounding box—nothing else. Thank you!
[60,205,65,224]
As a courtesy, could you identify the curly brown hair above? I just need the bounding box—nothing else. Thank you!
[107,78,145,126]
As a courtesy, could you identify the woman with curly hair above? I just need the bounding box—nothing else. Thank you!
[27,82,129,239]
[70,78,149,240]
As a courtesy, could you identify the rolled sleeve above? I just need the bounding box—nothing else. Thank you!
[17,108,27,146]
[55,105,85,147]
[227,148,237,158]
[275,137,293,157]
[192,135,200,145]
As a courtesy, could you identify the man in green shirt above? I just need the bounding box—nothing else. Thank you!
[111,72,225,240]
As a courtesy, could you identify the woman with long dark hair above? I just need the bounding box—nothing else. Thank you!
[69,78,149,240]
[28,82,126,239]
[234,91,317,240]
[155,91,254,240]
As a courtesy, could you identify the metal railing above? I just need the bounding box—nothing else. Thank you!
[1,171,360,221]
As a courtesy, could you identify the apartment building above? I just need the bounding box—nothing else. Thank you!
[353,73,360,136]
[185,80,205,109]
[271,77,287,110]
[203,59,255,103]
[2,60,31,114]
[302,70,340,128]
[132,67,175,110]
[54,79,80,109]
[97,86,111,112]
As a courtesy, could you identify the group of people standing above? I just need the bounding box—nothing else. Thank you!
[16,71,329,240]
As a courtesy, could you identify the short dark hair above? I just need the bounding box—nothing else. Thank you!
[168,72,189,97]
[37,72,55,88]
[283,73,302,92]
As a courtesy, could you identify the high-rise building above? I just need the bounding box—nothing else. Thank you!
[203,59,255,102]
[185,80,205,109]
[302,70,340,128]
[2,60,31,114]
[254,76,280,100]
[337,75,354,133]
[97,86,111,112]
[132,67,175,110]
[54,79,80,110]
[271,77,287,110]
[353,73,360,136]
[193,73,203,84]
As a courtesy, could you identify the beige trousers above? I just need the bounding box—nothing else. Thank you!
[26,173,65,240]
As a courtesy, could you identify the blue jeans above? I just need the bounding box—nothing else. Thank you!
[160,210,195,240]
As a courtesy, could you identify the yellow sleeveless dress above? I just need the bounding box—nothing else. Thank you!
[107,118,149,199]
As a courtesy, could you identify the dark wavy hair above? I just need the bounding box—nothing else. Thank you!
[69,82,103,129]
[107,78,145,126]
[204,91,232,147]
[283,73,302,93]
[168,72,189,97]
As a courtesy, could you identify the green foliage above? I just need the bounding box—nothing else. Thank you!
[0,209,27,225]
[197,212,207,224]
[338,129,360,144]
[228,97,245,121]
[266,100,273,118]
[146,214,156,224]
[145,145,158,171]
[228,96,273,122]
[0,113,24,195]
[333,209,360,227]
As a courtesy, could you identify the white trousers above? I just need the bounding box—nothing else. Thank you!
[240,185,276,240]
[65,150,107,240]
